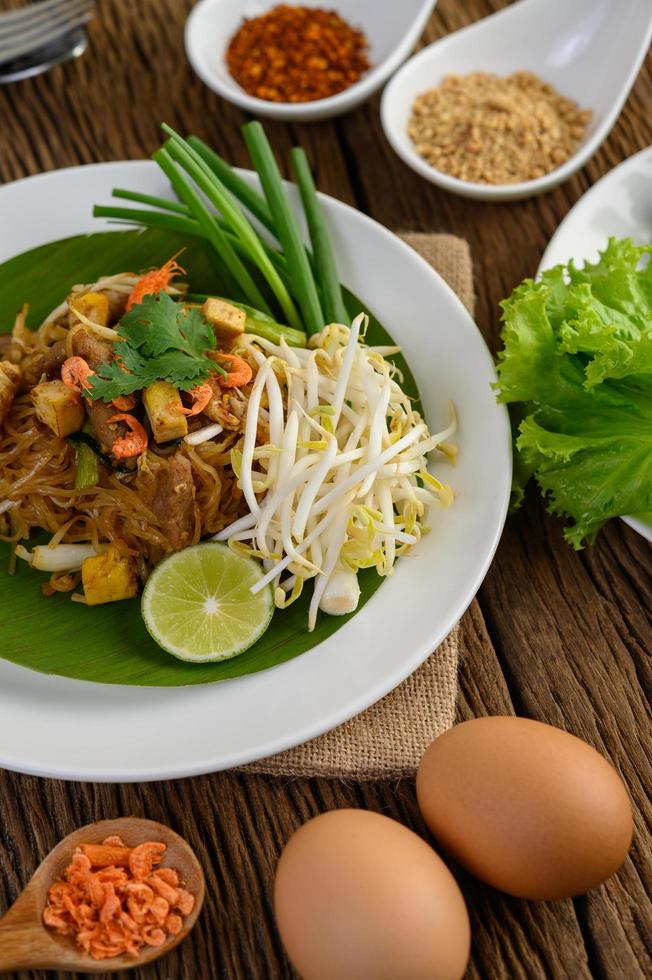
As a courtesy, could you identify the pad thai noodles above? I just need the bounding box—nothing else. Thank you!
[0,265,257,605]
[0,123,457,646]
[0,257,455,628]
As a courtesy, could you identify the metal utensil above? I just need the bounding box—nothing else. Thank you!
[0,0,94,65]
[0,25,87,82]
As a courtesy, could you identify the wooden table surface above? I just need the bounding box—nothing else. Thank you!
[0,0,650,977]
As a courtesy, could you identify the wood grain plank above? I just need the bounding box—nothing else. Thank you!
[478,508,652,979]
[456,599,515,721]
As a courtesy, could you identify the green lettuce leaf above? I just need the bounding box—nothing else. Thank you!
[495,237,652,547]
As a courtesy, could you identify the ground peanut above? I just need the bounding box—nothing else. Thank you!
[408,71,592,185]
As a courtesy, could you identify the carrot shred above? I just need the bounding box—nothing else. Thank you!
[43,835,195,961]
[126,254,185,312]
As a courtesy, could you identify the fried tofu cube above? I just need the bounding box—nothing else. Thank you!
[30,379,85,437]
[202,298,246,341]
[69,291,110,328]
[82,542,140,606]
[143,380,188,443]
[0,359,21,425]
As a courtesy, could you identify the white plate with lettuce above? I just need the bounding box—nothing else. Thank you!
[507,146,652,544]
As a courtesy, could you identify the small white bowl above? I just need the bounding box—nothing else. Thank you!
[381,0,652,201]
[185,0,437,123]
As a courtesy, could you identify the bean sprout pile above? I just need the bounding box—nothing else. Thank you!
[216,314,457,629]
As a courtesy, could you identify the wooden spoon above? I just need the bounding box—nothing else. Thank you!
[0,817,205,974]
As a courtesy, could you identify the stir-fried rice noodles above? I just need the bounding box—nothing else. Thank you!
[0,264,456,626]
[0,273,254,597]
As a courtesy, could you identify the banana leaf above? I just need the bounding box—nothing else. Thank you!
[0,230,420,687]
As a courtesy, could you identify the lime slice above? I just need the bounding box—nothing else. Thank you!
[141,543,273,663]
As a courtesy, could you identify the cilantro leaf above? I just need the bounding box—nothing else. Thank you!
[119,292,216,358]
[495,237,652,547]
[88,292,221,402]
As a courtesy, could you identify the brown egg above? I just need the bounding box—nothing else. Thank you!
[417,716,633,900]
[274,809,470,980]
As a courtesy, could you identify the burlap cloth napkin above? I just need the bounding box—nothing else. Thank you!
[240,233,474,780]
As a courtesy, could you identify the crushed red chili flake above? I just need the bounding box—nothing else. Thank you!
[225,4,371,104]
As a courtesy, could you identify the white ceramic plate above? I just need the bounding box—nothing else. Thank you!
[0,162,511,781]
[539,145,652,542]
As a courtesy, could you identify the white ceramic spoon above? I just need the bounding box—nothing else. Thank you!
[185,0,437,122]
[381,0,652,201]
